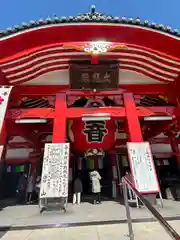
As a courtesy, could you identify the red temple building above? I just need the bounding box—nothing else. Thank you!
[0,6,180,199]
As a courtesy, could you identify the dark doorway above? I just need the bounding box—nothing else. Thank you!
[73,153,113,201]
[1,163,30,199]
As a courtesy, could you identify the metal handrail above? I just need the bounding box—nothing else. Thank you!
[122,176,180,240]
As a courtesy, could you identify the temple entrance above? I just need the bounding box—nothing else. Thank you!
[0,162,31,206]
[72,153,113,202]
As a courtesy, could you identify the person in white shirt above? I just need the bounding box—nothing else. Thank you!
[27,175,34,204]
[89,169,102,204]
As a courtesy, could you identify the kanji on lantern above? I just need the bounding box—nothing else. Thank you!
[69,119,116,152]
[83,121,107,142]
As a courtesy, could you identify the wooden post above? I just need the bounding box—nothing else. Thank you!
[52,94,67,143]
[123,93,143,142]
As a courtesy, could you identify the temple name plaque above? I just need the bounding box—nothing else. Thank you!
[127,142,160,193]
[40,143,70,199]
[69,63,119,90]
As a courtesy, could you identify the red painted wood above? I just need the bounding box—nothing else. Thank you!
[115,138,180,145]
[170,137,180,167]
[5,159,35,164]
[6,106,176,120]
[0,122,8,145]
[91,55,99,64]
[67,107,126,119]
[52,93,67,143]
[167,75,180,103]
[0,26,179,61]
[144,121,171,141]
[11,84,168,97]
[0,69,8,85]
[123,93,143,142]
[138,106,175,117]
[6,108,55,119]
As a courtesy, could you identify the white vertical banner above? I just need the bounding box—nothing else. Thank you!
[127,142,160,193]
[0,86,13,134]
[40,143,70,199]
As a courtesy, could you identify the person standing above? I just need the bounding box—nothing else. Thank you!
[16,173,27,204]
[35,176,41,203]
[89,169,102,204]
[73,175,83,205]
[27,175,34,204]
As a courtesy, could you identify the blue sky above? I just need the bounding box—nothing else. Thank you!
[0,0,180,30]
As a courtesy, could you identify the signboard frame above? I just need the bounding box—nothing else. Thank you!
[127,142,160,194]
[40,143,70,200]
[69,63,119,90]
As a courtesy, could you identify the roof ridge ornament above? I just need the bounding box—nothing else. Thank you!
[0,7,179,38]
[91,5,96,14]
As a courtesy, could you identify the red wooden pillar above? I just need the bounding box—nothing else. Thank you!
[0,121,8,197]
[170,136,180,166]
[0,122,8,146]
[52,93,67,143]
[0,121,9,163]
[30,160,37,177]
[123,93,143,142]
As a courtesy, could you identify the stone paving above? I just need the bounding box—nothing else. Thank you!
[1,221,180,240]
[0,200,180,228]
[0,232,6,238]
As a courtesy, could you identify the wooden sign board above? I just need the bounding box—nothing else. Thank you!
[127,142,160,194]
[40,143,70,199]
[69,63,119,90]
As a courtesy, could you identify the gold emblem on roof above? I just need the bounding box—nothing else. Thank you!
[62,41,127,56]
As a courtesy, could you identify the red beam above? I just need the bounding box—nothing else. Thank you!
[6,108,55,119]
[5,159,35,164]
[65,89,125,96]
[11,84,168,98]
[67,107,126,119]
[9,138,174,149]
[144,121,172,140]
[115,138,180,145]
[0,69,8,85]
[6,106,176,120]
[139,106,175,116]
[7,142,33,148]
[150,138,170,144]
[121,84,168,96]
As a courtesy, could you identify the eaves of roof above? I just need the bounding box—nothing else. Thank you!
[0,10,179,39]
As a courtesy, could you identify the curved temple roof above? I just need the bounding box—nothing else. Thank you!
[0,6,180,87]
